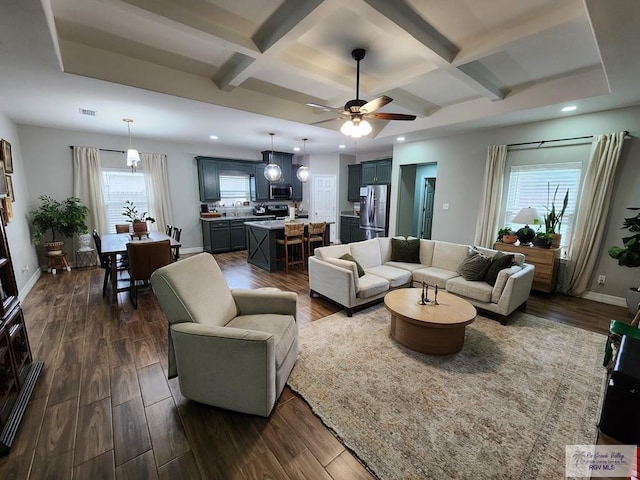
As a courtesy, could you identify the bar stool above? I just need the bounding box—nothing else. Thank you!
[304,222,326,258]
[276,222,305,273]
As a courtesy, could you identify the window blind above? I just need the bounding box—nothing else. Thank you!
[101,169,149,233]
[219,174,250,203]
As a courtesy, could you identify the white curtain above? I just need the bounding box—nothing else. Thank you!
[141,152,173,232]
[72,146,107,235]
[564,132,627,296]
[474,145,507,247]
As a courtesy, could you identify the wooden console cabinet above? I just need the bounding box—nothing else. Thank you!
[493,242,560,293]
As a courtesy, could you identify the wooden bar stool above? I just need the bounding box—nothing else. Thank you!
[304,222,326,258]
[276,222,305,273]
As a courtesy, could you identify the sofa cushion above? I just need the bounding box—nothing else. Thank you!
[356,274,389,299]
[350,238,382,268]
[419,240,435,266]
[412,267,459,289]
[378,237,393,263]
[476,246,525,266]
[390,238,420,263]
[431,241,471,272]
[365,265,412,287]
[483,252,515,286]
[325,257,360,292]
[385,261,425,272]
[315,244,351,261]
[491,265,523,303]
[456,251,491,281]
[339,253,365,277]
[446,277,493,303]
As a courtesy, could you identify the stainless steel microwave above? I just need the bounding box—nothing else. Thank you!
[269,184,292,200]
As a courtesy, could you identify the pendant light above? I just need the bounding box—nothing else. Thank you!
[263,132,282,182]
[123,118,140,172]
[296,138,310,183]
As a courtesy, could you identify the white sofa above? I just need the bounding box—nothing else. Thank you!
[308,237,535,324]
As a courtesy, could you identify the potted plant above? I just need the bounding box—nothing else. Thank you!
[496,226,517,244]
[122,200,156,234]
[534,229,553,248]
[31,195,89,254]
[543,183,569,247]
[608,207,640,314]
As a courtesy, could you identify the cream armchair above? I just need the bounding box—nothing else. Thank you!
[150,253,298,417]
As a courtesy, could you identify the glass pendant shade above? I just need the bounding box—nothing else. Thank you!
[264,162,282,182]
[296,165,310,183]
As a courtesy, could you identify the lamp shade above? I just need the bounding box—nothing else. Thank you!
[341,118,372,138]
[512,207,541,225]
[126,149,140,167]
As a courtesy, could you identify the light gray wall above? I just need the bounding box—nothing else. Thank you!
[0,113,40,294]
[391,105,640,301]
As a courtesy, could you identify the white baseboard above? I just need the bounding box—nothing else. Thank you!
[180,247,203,255]
[581,291,627,308]
[19,269,42,303]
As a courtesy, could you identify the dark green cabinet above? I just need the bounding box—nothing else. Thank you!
[292,164,303,201]
[230,220,247,250]
[340,215,362,244]
[347,164,362,201]
[203,220,248,253]
[361,159,392,184]
[254,165,270,201]
[197,158,220,202]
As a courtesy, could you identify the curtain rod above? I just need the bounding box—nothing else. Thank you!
[507,130,630,148]
[69,146,126,154]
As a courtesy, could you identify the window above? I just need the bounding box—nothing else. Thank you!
[219,174,250,204]
[503,162,581,244]
[102,169,149,233]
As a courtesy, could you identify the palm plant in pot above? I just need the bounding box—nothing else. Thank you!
[543,184,569,248]
[122,200,156,234]
[608,207,640,314]
[31,195,89,254]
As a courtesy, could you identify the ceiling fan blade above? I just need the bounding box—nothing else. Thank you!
[360,95,393,114]
[310,117,343,126]
[369,112,417,121]
[306,102,346,114]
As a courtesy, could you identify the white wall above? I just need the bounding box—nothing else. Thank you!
[391,105,640,301]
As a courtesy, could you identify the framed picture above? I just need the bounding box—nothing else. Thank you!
[1,197,11,224]
[5,175,13,202]
[0,140,12,174]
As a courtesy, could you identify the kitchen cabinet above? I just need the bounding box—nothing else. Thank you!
[340,215,362,244]
[361,159,392,184]
[493,242,560,293]
[291,164,303,201]
[261,151,293,184]
[230,220,247,250]
[254,165,270,201]
[196,157,220,202]
[203,220,231,254]
[347,164,362,201]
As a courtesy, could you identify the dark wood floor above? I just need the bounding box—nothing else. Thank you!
[0,250,632,479]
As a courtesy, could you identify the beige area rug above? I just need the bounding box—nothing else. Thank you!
[288,305,607,480]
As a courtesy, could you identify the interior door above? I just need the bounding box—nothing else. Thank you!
[420,178,436,239]
[312,175,337,243]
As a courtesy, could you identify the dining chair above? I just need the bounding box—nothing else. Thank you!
[304,222,326,258]
[115,224,130,233]
[93,229,129,297]
[126,239,172,308]
[171,227,182,261]
[276,222,305,273]
[165,224,173,236]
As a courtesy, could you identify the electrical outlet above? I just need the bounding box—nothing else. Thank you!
[597,275,606,285]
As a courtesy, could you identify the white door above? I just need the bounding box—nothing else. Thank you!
[312,175,337,243]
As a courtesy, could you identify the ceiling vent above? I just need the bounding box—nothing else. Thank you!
[78,108,96,116]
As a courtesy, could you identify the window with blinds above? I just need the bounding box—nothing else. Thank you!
[504,162,581,243]
[102,169,149,233]
[219,174,250,204]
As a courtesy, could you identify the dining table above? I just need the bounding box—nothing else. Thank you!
[100,231,181,302]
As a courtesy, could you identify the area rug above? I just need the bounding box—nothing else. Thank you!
[287,305,607,480]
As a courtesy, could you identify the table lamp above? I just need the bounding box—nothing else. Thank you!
[512,207,541,245]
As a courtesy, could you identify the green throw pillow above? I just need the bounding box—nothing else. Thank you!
[390,238,420,263]
[339,253,365,277]
[483,251,515,286]
[456,252,491,281]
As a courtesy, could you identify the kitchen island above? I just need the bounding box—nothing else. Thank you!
[201,214,275,254]
[245,219,332,272]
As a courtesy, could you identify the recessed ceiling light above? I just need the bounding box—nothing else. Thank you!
[209,135,218,140]
[561,106,576,112]
[338,145,346,149]
[396,136,405,141]
[293,147,300,152]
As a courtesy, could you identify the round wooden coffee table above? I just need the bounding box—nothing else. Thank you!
[384,288,477,355]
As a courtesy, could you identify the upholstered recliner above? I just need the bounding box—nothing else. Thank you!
[150,253,298,417]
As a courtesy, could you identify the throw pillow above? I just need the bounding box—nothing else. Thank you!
[483,251,515,286]
[390,238,420,263]
[456,252,491,281]
[339,253,365,277]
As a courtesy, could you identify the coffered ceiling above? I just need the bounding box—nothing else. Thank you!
[1,0,639,154]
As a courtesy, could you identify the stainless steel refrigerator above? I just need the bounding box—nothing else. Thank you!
[359,185,390,239]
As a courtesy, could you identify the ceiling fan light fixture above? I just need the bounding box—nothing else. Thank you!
[341,117,371,138]
[264,132,282,182]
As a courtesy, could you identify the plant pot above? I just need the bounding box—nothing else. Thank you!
[627,288,640,315]
[45,241,64,256]
[534,236,552,248]
[132,222,148,234]
[551,233,562,248]
[502,234,518,244]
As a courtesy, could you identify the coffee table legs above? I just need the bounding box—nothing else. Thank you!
[390,314,466,355]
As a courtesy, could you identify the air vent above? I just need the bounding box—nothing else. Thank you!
[78,108,96,116]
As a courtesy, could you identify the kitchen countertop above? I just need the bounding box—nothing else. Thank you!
[340,212,360,218]
[201,215,276,222]
[244,219,335,230]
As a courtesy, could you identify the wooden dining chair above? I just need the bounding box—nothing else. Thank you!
[126,239,172,308]
[276,222,305,273]
[171,227,182,261]
[92,229,128,297]
[115,224,130,233]
[165,224,173,236]
[304,222,326,258]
